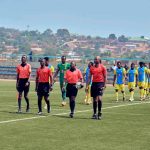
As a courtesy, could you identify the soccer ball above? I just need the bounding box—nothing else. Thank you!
[76,82,84,89]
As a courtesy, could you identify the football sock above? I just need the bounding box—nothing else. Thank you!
[18,98,21,110]
[98,100,102,113]
[93,100,97,114]
[140,89,144,98]
[38,97,42,112]
[115,92,118,100]
[144,89,148,97]
[24,96,29,110]
[70,100,75,113]
[46,100,50,112]
[62,89,66,101]
[122,92,125,98]
[131,91,134,99]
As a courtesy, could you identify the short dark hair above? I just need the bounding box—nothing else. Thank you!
[131,63,135,65]
[38,58,43,62]
[89,62,93,66]
[117,61,121,65]
[22,55,27,58]
[139,62,144,66]
[61,56,66,59]
[44,57,49,61]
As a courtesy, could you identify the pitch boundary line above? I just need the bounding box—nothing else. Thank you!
[55,101,150,116]
[104,111,150,116]
[0,101,150,124]
[0,116,46,124]
[0,105,66,111]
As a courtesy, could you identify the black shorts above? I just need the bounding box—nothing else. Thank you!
[91,82,104,98]
[17,78,30,93]
[37,82,50,97]
[66,83,78,97]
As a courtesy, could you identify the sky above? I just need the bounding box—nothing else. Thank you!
[0,0,150,37]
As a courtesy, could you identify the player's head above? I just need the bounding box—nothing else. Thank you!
[88,62,93,68]
[124,64,128,71]
[144,63,147,68]
[94,56,101,65]
[44,57,49,66]
[21,55,27,64]
[139,62,144,67]
[61,56,66,64]
[117,61,121,68]
[39,58,45,67]
[131,63,135,69]
[70,61,76,69]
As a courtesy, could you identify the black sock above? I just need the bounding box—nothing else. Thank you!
[24,97,29,110]
[98,100,102,114]
[46,100,50,112]
[18,98,21,110]
[70,100,75,114]
[38,98,42,112]
[93,101,97,114]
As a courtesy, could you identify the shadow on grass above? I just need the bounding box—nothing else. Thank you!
[52,114,93,120]
[0,110,38,116]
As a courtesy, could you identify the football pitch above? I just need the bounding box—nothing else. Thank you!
[0,80,150,150]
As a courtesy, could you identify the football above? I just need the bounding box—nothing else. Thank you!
[76,82,84,89]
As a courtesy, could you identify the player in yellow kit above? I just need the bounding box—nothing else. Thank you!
[84,62,93,105]
[113,61,126,102]
[137,62,149,100]
[147,63,150,99]
[143,63,149,99]
[127,63,138,101]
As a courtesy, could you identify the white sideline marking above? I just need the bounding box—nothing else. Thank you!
[0,105,66,111]
[0,91,54,94]
[0,116,46,124]
[0,105,65,111]
[54,101,150,116]
[104,112,150,116]
[0,101,150,124]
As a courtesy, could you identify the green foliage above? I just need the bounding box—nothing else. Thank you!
[42,29,53,37]
[101,51,111,57]
[109,33,117,40]
[19,44,31,53]
[0,27,148,60]
[56,29,70,39]
[44,48,57,56]
[118,35,128,42]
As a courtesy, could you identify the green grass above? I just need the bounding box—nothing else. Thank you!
[0,80,150,150]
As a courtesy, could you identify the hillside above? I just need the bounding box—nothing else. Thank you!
[0,27,150,60]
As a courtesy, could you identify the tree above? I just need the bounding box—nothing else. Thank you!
[29,30,40,37]
[42,29,53,37]
[19,44,30,53]
[87,35,92,40]
[140,36,144,39]
[109,34,117,40]
[56,29,70,39]
[45,48,57,56]
[95,36,101,40]
[118,35,128,42]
